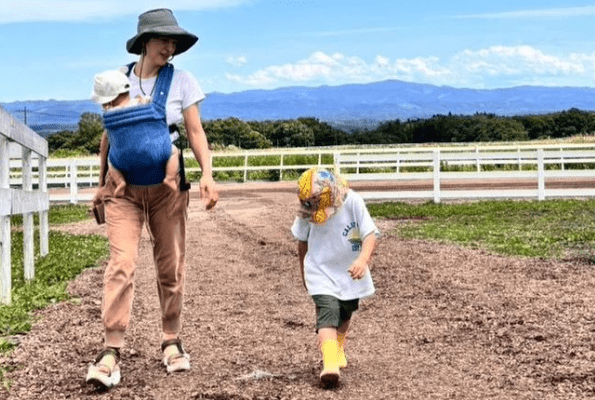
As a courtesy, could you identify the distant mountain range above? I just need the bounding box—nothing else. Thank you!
[2,79,595,137]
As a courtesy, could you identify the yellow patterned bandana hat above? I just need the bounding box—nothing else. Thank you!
[297,168,349,224]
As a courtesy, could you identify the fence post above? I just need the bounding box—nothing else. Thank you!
[333,152,340,175]
[39,156,49,256]
[69,158,77,204]
[475,146,480,172]
[279,154,284,181]
[22,149,34,280]
[243,153,248,182]
[560,147,565,171]
[0,135,11,304]
[433,150,441,203]
[537,149,545,201]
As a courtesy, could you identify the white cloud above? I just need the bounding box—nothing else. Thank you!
[0,0,253,23]
[453,5,595,20]
[226,46,595,90]
[226,56,248,67]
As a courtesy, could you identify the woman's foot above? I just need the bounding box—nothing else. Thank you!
[162,338,190,373]
[85,347,121,389]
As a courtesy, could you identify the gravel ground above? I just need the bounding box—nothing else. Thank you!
[2,182,595,399]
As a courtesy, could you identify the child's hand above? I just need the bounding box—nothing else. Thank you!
[348,260,368,280]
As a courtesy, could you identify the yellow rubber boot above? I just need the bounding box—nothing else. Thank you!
[320,339,340,387]
[337,332,348,368]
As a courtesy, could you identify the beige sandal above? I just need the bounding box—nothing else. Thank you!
[85,347,121,389]
[162,339,190,373]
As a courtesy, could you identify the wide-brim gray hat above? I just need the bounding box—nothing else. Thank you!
[126,8,198,56]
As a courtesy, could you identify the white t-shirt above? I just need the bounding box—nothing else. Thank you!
[291,190,378,300]
[122,64,205,126]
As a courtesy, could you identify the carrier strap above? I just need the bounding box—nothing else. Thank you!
[126,62,173,109]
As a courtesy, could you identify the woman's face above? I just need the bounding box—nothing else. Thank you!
[144,36,178,66]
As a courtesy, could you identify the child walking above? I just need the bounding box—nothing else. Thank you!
[91,69,180,196]
[291,167,378,388]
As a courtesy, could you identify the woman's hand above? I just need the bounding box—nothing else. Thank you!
[200,174,218,210]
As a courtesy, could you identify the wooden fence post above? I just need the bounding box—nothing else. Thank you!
[279,154,284,181]
[243,153,248,182]
[537,149,545,201]
[69,159,77,204]
[333,152,340,176]
[39,156,49,256]
[0,135,10,304]
[433,150,441,203]
[22,149,34,280]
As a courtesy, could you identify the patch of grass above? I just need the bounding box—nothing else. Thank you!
[368,199,595,260]
[10,204,90,226]
[2,206,109,357]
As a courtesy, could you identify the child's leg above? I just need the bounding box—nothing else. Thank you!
[318,327,340,387]
[163,146,179,191]
[108,163,127,197]
[337,319,351,368]
[337,299,359,368]
[313,295,342,387]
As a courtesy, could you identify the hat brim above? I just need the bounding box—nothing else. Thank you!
[91,93,118,105]
[126,28,198,56]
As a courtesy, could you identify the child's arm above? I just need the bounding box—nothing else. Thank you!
[348,232,376,280]
[297,240,308,290]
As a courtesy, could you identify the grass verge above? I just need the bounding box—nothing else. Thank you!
[368,199,595,261]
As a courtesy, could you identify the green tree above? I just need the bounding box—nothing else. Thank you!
[271,121,314,147]
[297,117,346,146]
[47,130,76,153]
[475,117,529,142]
[203,118,271,149]
[74,112,104,154]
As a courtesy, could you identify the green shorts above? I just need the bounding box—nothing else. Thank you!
[312,295,359,331]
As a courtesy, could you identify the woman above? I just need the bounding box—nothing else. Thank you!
[86,8,218,389]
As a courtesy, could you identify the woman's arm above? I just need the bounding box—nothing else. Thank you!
[183,103,218,208]
[98,131,109,187]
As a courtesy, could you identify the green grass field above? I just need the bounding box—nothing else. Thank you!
[368,199,595,261]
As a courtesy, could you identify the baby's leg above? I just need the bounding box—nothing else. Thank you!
[109,164,127,197]
[163,146,179,191]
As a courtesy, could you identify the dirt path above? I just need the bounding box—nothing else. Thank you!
[2,183,595,399]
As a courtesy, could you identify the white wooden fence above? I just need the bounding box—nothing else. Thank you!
[7,143,595,204]
[1,106,49,305]
[336,144,595,202]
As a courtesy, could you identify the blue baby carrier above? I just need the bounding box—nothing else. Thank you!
[103,63,174,186]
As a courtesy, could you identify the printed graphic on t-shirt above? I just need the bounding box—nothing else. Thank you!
[343,221,362,252]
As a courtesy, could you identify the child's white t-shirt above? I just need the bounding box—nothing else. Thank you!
[123,65,205,126]
[291,190,377,300]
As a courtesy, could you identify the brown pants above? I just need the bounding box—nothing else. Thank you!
[100,170,189,348]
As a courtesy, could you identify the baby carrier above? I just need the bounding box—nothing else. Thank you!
[103,63,189,188]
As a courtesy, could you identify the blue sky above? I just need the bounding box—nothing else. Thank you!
[2,0,595,102]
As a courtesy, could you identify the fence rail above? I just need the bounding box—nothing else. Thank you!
[1,106,49,305]
[7,143,595,204]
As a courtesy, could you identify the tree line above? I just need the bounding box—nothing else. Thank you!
[47,108,595,156]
